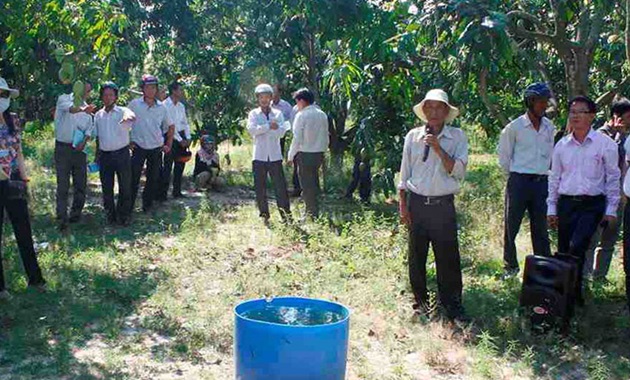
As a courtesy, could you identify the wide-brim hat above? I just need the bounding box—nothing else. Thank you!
[0,77,19,98]
[413,89,459,123]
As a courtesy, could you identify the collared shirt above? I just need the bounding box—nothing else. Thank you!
[94,106,135,152]
[128,97,173,150]
[548,129,620,216]
[164,97,191,142]
[272,99,293,124]
[287,105,329,162]
[398,125,468,196]
[247,107,289,162]
[498,113,555,175]
[54,93,93,143]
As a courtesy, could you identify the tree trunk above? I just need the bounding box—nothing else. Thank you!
[563,49,591,98]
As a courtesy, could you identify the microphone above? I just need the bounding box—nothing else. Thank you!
[422,126,432,162]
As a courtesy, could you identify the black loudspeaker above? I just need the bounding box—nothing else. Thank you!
[519,254,578,331]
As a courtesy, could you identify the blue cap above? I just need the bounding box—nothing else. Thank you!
[524,83,552,100]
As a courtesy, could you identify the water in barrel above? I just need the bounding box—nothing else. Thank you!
[241,304,345,326]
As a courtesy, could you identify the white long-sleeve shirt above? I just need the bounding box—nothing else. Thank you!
[247,107,289,162]
[548,130,620,216]
[287,105,329,162]
[94,106,135,152]
[497,114,555,175]
[164,97,191,142]
[398,125,468,196]
[54,93,94,143]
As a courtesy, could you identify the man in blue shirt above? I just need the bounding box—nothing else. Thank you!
[498,83,555,279]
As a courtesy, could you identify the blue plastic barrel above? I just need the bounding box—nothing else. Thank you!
[234,297,350,380]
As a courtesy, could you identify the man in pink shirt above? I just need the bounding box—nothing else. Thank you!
[547,96,620,306]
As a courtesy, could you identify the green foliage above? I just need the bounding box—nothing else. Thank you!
[2,0,630,194]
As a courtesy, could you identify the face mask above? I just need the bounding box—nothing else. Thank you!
[0,98,10,113]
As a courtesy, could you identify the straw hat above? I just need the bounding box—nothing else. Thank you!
[0,78,19,98]
[412,89,459,123]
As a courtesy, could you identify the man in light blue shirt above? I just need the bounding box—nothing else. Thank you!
[498,83,555,278]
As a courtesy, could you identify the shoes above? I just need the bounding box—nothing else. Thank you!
[69,215,81,223]
[501,267,519,281]
[289,190,302,198]
[0,290,12,301]
[172,192,186,198]
[119,217,131,227]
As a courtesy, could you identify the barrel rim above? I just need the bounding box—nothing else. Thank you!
[234,296,351,328]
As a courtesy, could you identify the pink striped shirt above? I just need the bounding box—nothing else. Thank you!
[547,130,620,216]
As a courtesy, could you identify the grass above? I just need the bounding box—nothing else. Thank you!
[0,128,628,379]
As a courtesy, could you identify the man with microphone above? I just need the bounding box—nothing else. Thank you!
[398,89,469,322]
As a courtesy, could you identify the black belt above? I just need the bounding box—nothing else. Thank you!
[100,146,129,154]
[55,141,73,147]
[511,172,547,181]
[410,192,454,206]
[560,194,605,202]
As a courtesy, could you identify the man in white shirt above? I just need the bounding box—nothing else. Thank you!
[128,75,175,213]
[288,88,329,218]
[93,82,136,226]
[54,81,96,230]
[160,81,192,199]
[248,83,291,223]
[498,83,555,278]
[547,96,620,306]
[398,89,468,322]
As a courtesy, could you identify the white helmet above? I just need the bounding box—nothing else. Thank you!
[254,83,274,95]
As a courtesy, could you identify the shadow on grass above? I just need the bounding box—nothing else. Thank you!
[26,180,193,257]
[0,265,163,378]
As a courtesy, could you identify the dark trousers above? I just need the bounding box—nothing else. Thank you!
[291,163,301,194]
[253,160,290,219]
[54,142,87,222]
[131,146,162,211]
[0,181,45,291]
[622,197,630,309]
[99,147,132,222]
[557,195,606,304]
[345,158,372,202]
[503,173,551,270]
[297,152,324,218]
[408,193,463,316]
[160,141,186,198]
[281,137,301,194]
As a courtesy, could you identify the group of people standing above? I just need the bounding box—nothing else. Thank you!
[0,72,628,324]
[499,83,629,309]
[400,83,630,323]
[247,83,329,223]
[0,76,332,298]
[53,75,197,229]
